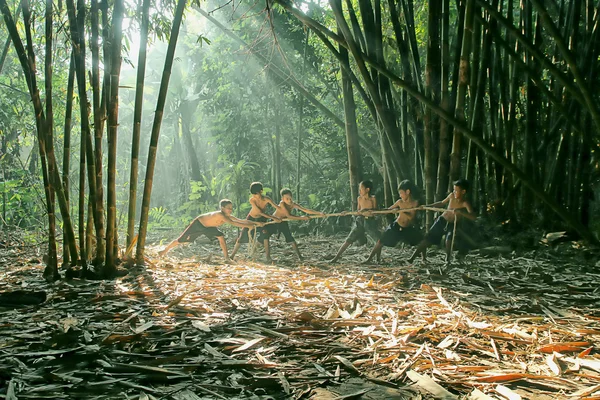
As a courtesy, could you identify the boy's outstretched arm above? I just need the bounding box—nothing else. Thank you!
[387,200,401,210]
[455,203,477,221]
[293,203,326,216]
[424,194,451,208]
[266,196,282,210]
[226,215,263,228]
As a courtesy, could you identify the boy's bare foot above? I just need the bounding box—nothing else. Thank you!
[224,258,235,264]
[266,257,273,264]
[360,258,373,265]
[328,257,339,264]
[158,250,167,258]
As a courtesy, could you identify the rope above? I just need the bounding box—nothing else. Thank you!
[261,206,448,225]
[450,216,458,255]
[247,225,259,258]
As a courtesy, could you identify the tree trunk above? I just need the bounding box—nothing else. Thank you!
[91,0,106,265]
[273,97,282,202]
[450,0,475,182]
[436,0,451,200]
[0,2,20,74]
[62,54,75,266]
[65,0,101,266]
[335,0,362,210]
[1,0,78,276]
[104,0,125,275]
[296,28,309,202]
[424,0,441,226]
[181,103,202,182]
[135,0,187,264]
[127,0,151,250]
[43,0,58,275]
[529,0,600,135]
[79,107,87,265]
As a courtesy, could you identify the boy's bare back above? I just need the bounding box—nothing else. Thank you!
[248,195,273,218]
[197,211,228,227]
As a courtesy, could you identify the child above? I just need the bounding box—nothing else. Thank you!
[230,182,281,260]
[329,180,379,263]
[408,178,476,265]
[158,199,263,262]
[363,180,422,263]
[263,188,325,263]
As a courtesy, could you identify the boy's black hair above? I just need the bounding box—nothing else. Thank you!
[453,178,470,192]
[219,199,233,208]
[250,182,263,194]
[280,188,293,197]
[360,180,373,192]
[398,179,415,193]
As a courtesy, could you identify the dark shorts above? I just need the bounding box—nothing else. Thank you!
[346,216,380,245]
[380,222,422,247]
[237,215,268,243]
[425,216,477,251]
[176,219,223,243]
[263,221,295,243]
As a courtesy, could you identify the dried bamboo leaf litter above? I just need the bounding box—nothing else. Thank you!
[1,234,599,399]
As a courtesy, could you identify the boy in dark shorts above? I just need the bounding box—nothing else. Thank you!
[158,199,263,262]
[362,180,421,263]
[263,188,325,263]
[408,178,476,265]
[330,180,379,263]
[230,182,282,260]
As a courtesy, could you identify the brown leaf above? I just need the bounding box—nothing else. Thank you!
[538,342,590,353]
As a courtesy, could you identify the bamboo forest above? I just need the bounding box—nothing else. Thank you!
[1,0,600,397]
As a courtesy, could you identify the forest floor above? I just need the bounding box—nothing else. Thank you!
[1,228,600,400]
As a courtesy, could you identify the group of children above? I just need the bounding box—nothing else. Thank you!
[159,179,477,265]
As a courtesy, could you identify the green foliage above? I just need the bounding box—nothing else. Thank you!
[0,170,43,227]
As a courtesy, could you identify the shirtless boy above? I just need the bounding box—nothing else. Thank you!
[363,180,421,263]
[230,182,281,260]
[262,188,325,263]
[408,178,476,265]
[330,180,379,263]
[158,199,263,262]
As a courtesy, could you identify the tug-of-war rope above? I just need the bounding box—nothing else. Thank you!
[246,206,460,258]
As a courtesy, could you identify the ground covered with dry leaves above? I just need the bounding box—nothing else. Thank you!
[1,230,600,400]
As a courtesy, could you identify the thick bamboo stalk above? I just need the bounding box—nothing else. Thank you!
[104,0,125,274]
[65,0,101,262]
[91,0,105,264]
[135,0,187,264]
[127,0,151,250]
[62,54,75,266]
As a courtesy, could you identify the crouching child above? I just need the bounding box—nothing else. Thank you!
[158,199,263,262]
